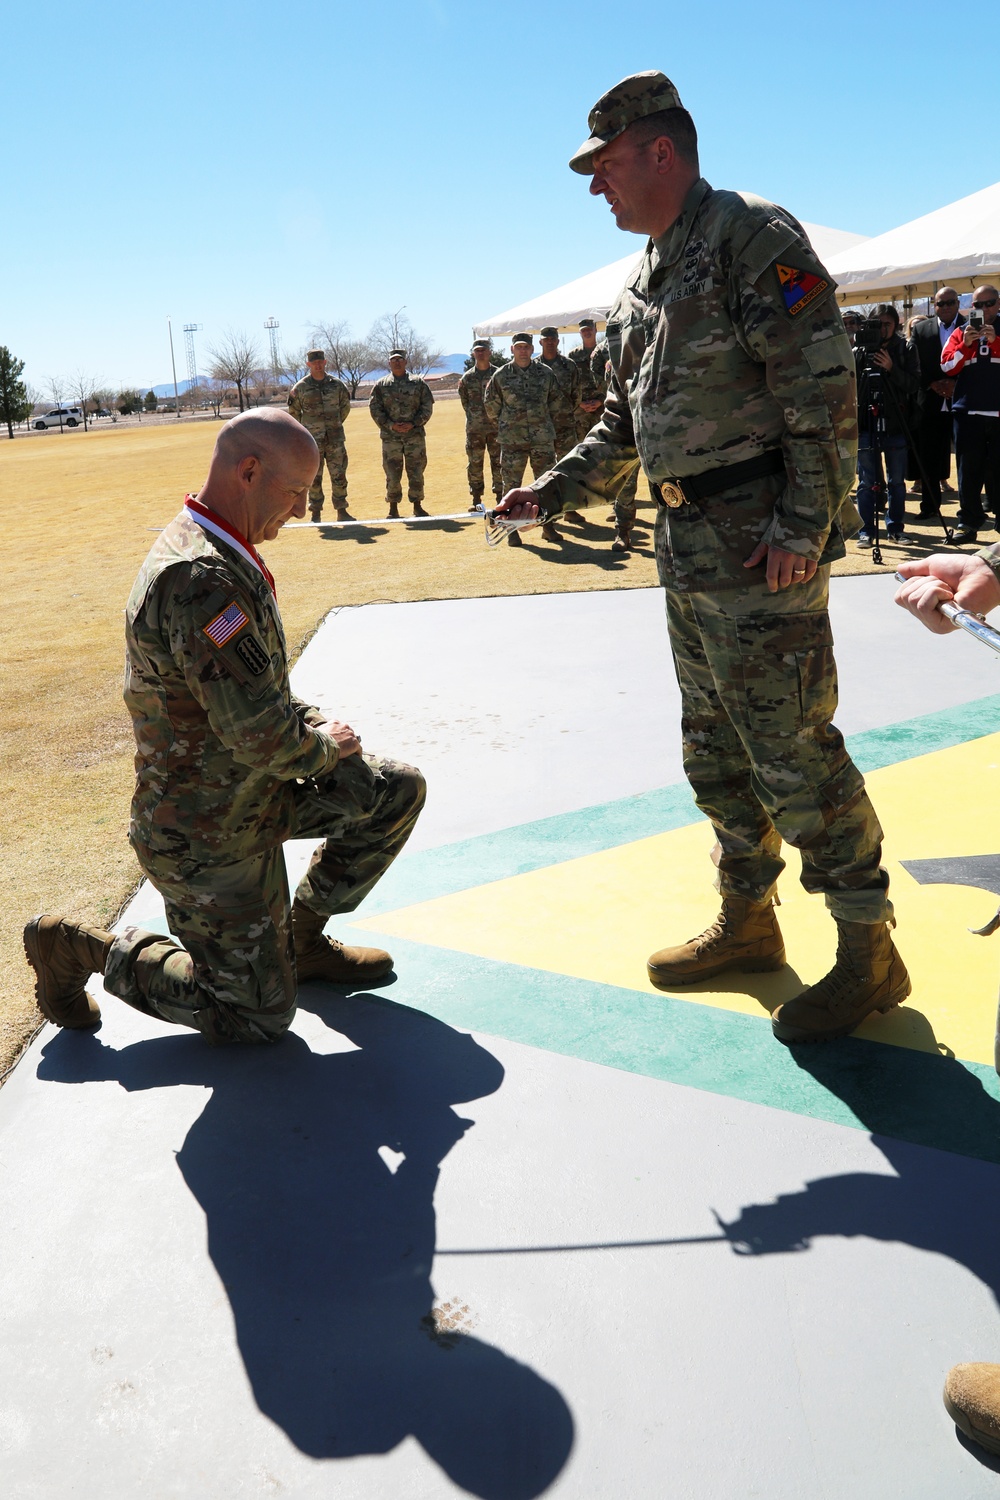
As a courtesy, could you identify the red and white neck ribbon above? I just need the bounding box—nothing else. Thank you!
[184,495,276,598]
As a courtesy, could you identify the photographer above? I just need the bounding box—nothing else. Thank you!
[941,284,1000,544]
[852,304,920,546]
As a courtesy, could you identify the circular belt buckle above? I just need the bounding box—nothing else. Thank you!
[661,481,686,509]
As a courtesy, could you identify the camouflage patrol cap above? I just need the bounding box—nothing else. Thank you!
[539,326,559,338]
[306,348,325,362]
[569,70,685,174]
[471,338,490,350]
[510,333,533,346]
[388,348,407,359]
[579,318,597,328]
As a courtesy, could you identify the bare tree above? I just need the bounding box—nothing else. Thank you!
[208,328,261,413]
[23,381,42,429]
[45,376,67,432]
[307,319,378,398]
[282,347,309,386]
[204,377,232,419]
[368,308,444,375]
[68,370,100,432]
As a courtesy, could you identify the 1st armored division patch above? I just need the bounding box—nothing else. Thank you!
[776,262,830,317]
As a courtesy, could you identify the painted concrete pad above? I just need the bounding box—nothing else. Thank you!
[4,577,1000,1498]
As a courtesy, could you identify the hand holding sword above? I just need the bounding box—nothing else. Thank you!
[894,554,1000,645]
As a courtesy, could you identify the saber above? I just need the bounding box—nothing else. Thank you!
[894,570,1000,657]
[150,505,533,547]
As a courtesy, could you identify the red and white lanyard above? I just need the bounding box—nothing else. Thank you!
[184,495,276,598]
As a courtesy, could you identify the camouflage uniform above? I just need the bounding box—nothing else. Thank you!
[103,505,425,1044]
[538,352,583,460]
[369,373,434,507]
[587,338,638,529]
[533,176,890,922]
[458,364,502,501]
[287,374,352,514]
[568,343,606,445]
[483,360,559,492]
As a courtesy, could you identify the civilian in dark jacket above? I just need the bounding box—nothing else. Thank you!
[941,284,1000,543]
[853,305,920,545]
[908,288,965,517]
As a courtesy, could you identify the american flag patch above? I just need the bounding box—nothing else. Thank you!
[203,601,249,647]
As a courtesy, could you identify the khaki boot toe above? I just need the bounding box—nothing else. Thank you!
[647,897,785,988]
[944,1363,1000,1456]
[771,919,910,1043]
[23,915,111,1029]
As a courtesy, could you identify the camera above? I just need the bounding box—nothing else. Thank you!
[853,317,884,354]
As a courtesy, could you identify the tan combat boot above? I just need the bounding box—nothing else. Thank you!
[540,522,561,543]
[23,915,113,1028]
[387,502,400,519]
[309,503,323,523]
[611,526,632,552]
[291,902,394,984]
[944,1364,1000,1455]
[334,505,355,522]
[563,510,586,524]
[411,501,429,517]
[770,918,910,1043]
[647,897,785,988]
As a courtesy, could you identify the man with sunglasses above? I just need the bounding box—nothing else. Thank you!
[908,289,964,519]
[942,285,1000,544]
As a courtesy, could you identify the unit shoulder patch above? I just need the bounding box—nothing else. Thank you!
[235,635,270,676]
[776,262,831,318]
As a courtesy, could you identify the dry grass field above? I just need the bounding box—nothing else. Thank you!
[0,399,964,1072]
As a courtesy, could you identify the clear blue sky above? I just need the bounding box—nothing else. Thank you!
[2,0,987,391]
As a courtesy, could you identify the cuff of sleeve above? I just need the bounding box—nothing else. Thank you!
[976,543,1000,578]
[530,472,591,518]
[761,508,827,559]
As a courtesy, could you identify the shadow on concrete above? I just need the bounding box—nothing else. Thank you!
[719,1035,1000,1294]
[37,994,574,1498]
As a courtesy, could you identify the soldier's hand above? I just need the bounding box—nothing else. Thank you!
[581,398,603,413]
[318,719,362,756]
[895,555,1000,634]
[493,488,541,524]
[391,421,413,433]
[744,542,818,592]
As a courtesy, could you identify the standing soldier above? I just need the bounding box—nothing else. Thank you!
[287,349,353,523]
[484,333,560,547]
[369,350,434,518]
[591,334,642,552]
[538,327,587,528]
[458,339,503,512]
[568,318,607,444]
[497,69,908,1043]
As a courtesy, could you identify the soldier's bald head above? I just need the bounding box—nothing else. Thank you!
[214,408,317,469]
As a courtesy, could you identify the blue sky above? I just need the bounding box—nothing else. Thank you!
[2,0,988,390]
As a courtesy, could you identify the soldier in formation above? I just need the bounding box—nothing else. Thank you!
[587,323,641,551]
[24,410,426,1044]
[286,349,353,522]
[567,318,607,444]
[484,333,561,547]
[369,349,434,517]
[538,327,587,528]
[458,339,503,511]
[496,68,908,1040]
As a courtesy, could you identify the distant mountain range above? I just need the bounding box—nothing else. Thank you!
[143,354,469,399]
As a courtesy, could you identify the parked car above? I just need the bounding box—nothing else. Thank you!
[34,406,84,430]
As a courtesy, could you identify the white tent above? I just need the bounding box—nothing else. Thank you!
[828,181,1000,304]
[473,222,868,337]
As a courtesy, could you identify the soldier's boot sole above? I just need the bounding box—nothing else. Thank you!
[23,916,109,1029]
[943,1367,1000,1456]
[771,924,911,1043]
[648,948,786,988]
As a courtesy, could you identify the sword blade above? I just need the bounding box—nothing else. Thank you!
[285,510,487,528]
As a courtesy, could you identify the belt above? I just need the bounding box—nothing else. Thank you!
[653,448,785,508]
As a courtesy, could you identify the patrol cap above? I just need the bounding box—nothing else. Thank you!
[539,326,559,338]
[569,70,685,174]
[306,348,325,362]
[388,348,407,359]
[579,318,597,328]
[471,338,490,350]
[510,333,533,346]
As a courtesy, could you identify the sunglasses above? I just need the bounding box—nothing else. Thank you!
[935,298,958,306]
[973,299,998,309]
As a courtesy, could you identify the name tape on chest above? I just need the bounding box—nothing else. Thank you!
[776,263,830,318]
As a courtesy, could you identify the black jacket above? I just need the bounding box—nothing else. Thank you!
[854,333,920,438]
[909,314,966,415]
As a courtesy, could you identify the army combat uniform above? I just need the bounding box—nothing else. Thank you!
[533,175,891,924]
[587,335,639,535]
[101,500,425,1044]
[538,351,583,461]
[287,373,352,517]
[369,373,434,511]
[484,359,559,492]
[568,342,606,445]
[457,364,503,503]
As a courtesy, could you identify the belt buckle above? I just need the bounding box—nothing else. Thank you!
[661,480,686,509]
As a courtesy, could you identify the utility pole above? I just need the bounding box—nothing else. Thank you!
[166,317,181,418]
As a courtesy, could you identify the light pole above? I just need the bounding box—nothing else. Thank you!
[166,316,181,418]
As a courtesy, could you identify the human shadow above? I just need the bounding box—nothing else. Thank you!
[37,994,574,1498]
[718,1033,1000,1313]
[317,524,389,545]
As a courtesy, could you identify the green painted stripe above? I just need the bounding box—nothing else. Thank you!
[351,931,1000,1164]
[357,691,1000,919]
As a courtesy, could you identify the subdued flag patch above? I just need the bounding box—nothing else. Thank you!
[776,262,830,317]
[203,601,249,647]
